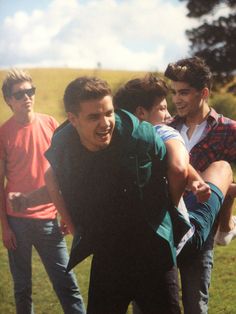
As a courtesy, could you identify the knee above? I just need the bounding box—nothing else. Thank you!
[215,161,233,183]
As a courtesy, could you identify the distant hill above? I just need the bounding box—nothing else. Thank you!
[0,67,147,124]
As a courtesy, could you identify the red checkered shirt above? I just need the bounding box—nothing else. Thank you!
[170,108,236,172]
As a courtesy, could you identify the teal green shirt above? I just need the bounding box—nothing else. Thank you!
[46,109,177,269]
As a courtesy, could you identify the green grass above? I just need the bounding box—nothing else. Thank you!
[1,234,236,313]
[0,68,236,313]
[0,67,146,124]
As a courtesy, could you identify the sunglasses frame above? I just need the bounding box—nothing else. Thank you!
[11,87,36,100]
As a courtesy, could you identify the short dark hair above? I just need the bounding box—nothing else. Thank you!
[164,57,212,90]
[2,68,33,102]
[64,76,112,113]
[113,73,169,114]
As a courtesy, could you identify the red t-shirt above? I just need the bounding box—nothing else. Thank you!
[0,113,58,219]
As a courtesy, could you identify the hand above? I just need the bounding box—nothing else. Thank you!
[2,226,17,250]
[8,192,29,212]
[191,181,211,203]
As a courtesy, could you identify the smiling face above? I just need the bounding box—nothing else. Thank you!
[170,81,209,122]
[135,97,171,125]
[7,81,35,118]
[68,95,115,152]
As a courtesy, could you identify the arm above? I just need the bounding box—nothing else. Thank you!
[44,167,76,235]
[9,186,51,212]
[165,139,188,206]
[0,159,17,250]
[166,139,211,205]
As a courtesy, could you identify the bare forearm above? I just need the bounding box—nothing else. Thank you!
[166,139,189,205]
[187,164,205,188]
[26,186,51,207]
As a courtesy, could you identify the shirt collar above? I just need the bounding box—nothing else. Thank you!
[170,108,219,129]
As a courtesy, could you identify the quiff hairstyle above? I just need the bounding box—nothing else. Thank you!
[113,73,169,114]
[164,56,213,91]
[64,76,112,114]
[2,68,33,102]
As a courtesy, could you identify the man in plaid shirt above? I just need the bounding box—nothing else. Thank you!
[165,56,236,314]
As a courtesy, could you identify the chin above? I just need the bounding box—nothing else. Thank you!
[99,140,111,150]
[177,111,187,117]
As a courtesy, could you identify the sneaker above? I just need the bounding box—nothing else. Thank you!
[214,216,236,246]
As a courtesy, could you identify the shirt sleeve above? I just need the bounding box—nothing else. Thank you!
[155,124,184,144]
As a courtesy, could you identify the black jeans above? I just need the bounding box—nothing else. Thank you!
[87,227,181,314]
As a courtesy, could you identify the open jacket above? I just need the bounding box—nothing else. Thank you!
[45,109,190,270]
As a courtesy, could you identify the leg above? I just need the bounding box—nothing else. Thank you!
[33,219,85,314]
[181,161,232,254]
[87,252,130,314]
[217,194,235,232]
[214,192,236,245]
[179,245,213,314]
[200,161,233,197]
[200,161,236,246]
[132,266,180,314]
[135,265,181,314]
[8,217,34,314]
[133,231,181,314]
[178,161,232,314]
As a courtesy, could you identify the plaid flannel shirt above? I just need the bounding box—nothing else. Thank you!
[170,108,236,172]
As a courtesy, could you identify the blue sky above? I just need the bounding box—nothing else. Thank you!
[0,0,198,71]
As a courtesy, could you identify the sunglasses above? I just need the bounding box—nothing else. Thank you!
[11,87,36,100]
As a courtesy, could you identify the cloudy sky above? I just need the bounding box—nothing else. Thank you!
[0,0,199,72]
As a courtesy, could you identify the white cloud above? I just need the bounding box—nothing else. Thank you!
[0,0,198,71]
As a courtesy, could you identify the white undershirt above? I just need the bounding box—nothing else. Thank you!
[180,120,207,152]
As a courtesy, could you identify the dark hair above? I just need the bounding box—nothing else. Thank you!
[64,76,112,113]
[2,68,33,102]
[113,74,169,114]
[164,57,212,90]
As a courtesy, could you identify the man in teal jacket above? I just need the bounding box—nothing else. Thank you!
[44,76,184,314]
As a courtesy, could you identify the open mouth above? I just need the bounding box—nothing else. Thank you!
[176,104,188,113]
[96,129,112,140]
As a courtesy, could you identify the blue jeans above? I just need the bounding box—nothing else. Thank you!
[179,243,214,314]
[7,216,86,314]
[178,183,220,314]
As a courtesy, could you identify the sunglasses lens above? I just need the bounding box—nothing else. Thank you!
[27,87,36,97]
[12,87,36,100]
[14,91,25,100]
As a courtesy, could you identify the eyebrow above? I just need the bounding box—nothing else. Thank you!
[171,88,191,93]
[87,113,100,119]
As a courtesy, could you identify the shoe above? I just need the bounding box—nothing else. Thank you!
[214,216,236,246]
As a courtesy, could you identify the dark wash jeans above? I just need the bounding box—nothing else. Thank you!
[87,224,181,314]
[7,216,85,314]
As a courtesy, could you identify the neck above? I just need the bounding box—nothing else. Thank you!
[185,103,210,127]
[14,112,35,124]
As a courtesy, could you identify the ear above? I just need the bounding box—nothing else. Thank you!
[67,112,78,127]
[201,87,210,99]
[135,106,147,121]
[5,97,13,111]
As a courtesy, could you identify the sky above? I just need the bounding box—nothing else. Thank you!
[0,0,199,72]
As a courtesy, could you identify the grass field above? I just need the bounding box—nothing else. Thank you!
[0,68,236,313]
[0,234,236,313]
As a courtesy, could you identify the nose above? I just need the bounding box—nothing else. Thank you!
[99,116,110,128]
[23,93,30,100]
[165,110,171,120]
[172,93,182,105]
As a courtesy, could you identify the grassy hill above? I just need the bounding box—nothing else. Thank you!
[0,68,236,313]
[0,67,146,124]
